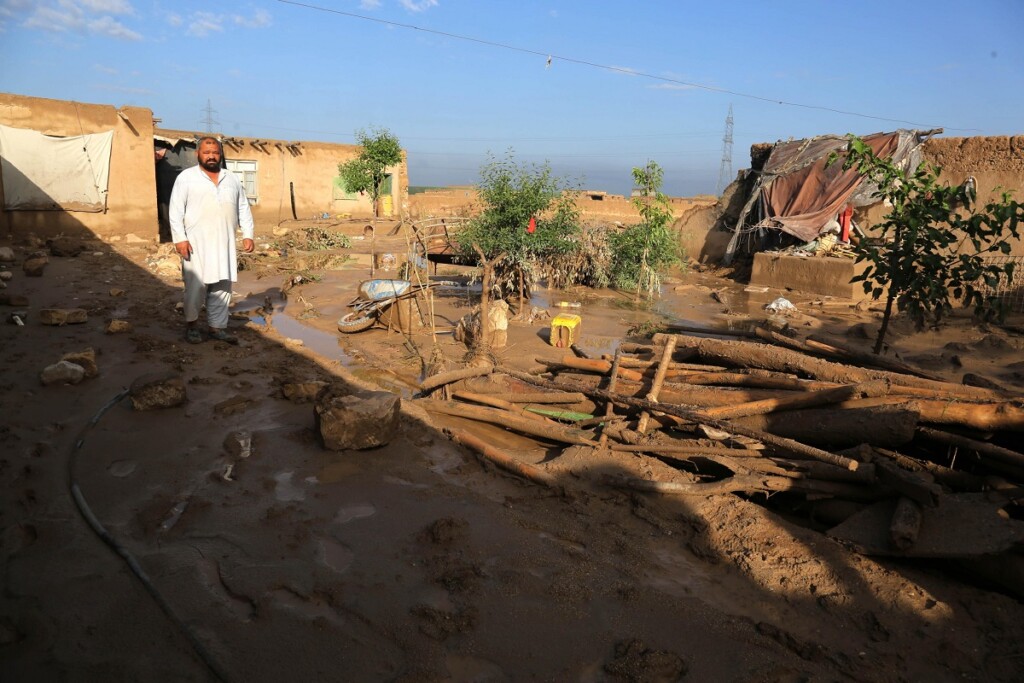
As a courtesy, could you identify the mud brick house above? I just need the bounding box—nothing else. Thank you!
[0,92,408,243]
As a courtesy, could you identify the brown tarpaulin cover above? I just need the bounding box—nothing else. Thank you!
[760,132,901,242]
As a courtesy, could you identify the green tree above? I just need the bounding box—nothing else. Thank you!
[338,127,403,218]
[832,135,1023,354]
[610,161,679,297]
[456,152,581,312]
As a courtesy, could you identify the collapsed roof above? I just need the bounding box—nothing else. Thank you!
[723,129,940,263]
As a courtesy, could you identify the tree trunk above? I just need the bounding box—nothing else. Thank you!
[874,230,902,354]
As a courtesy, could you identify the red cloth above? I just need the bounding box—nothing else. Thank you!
[839,205,853,242]
[527,216,536,234]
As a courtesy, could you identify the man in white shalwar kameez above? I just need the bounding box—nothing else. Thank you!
[169,137,255,344]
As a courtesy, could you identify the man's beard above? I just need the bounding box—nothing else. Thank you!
[201,158,220,171]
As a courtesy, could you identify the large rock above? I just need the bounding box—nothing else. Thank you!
[0,271,12,281]
[314,386,401,451]
[282,381,327,403]
[130,372,187,410]
[39,308,88,325]
[23,256,48,277]
[61,348,98,378]
[105,319,132,334]
[47,237,84,257]
[40,361,85,386]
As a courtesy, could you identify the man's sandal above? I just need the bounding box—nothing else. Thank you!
[208,328,239,345]
[185,327,203,344]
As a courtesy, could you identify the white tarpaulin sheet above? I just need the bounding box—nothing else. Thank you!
[0,123,114,212]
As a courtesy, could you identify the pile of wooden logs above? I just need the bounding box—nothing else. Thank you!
[415,328,1024,571]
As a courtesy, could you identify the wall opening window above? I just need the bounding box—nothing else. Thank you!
[225,159,258,204]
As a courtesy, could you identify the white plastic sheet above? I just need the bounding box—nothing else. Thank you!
[0,123,113,212]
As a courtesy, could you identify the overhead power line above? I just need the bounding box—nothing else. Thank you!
[274,0,975,131]
[223,118,719,143]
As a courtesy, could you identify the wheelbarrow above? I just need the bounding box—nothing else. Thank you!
[336,279,431,333]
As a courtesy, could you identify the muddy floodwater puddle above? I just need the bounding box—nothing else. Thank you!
[273,471,305,502]
[108,460,137,477]
[313,460,362,484]
[270,311,353,362]
[317,538,354,574]
[333,503,377,525]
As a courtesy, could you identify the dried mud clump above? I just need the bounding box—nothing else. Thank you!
[603,638,688,682]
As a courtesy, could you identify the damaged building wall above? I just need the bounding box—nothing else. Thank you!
[155,129,409,229]
[0,92,157,240]
[855,135,1024,255]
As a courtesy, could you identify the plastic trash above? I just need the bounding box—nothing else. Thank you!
[764,297,797,314]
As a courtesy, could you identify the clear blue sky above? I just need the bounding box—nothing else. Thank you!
[2,0,1022,196]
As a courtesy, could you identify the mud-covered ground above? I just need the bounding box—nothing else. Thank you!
[2,226,1023,682]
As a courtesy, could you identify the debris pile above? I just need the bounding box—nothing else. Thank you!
[414,329,1024,579]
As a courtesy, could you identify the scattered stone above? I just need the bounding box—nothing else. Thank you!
[272,226,291,237]
[124,233,149,244]
[0,247,15,262]
[223,430,253,459]
[214,395,255,416]
[0,280,5,289]
[23,256,48,277]
[39,308,88,326]
[112,265,124,272]
[105,319,132,334]
[61,348,98,378]
[7,311,27,325]
[92,251,105,257]
[130,372,187,410]
[315,386,401,451]
[109,288,126,297]
[603,639,688,682]
[47,237,84,257]
[40,361,86,386]
[282,381,327,403]
[0,271,12,281]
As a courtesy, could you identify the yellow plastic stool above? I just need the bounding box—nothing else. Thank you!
[550,313,581,348]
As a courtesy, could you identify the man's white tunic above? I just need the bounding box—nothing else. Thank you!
[168,165,254,284]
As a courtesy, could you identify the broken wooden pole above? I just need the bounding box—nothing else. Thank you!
[839,396,1024,432]
[599,347,625,447]
[607,473,874,498]
[651,333,1009,401]
[418,399,597,446]
[452,391,553,422]
[610,443,776,458]
[447,428,558,488]
[915,426,1024,468]
[637,336,677,433]
[664,322,758,339]
[498,366,862,471]
[537,355,644,382]
[730,403,919,450]
[419,365,493,394]
[871,452,943,507]
[805,333,945,381]
[698,379,892,420]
